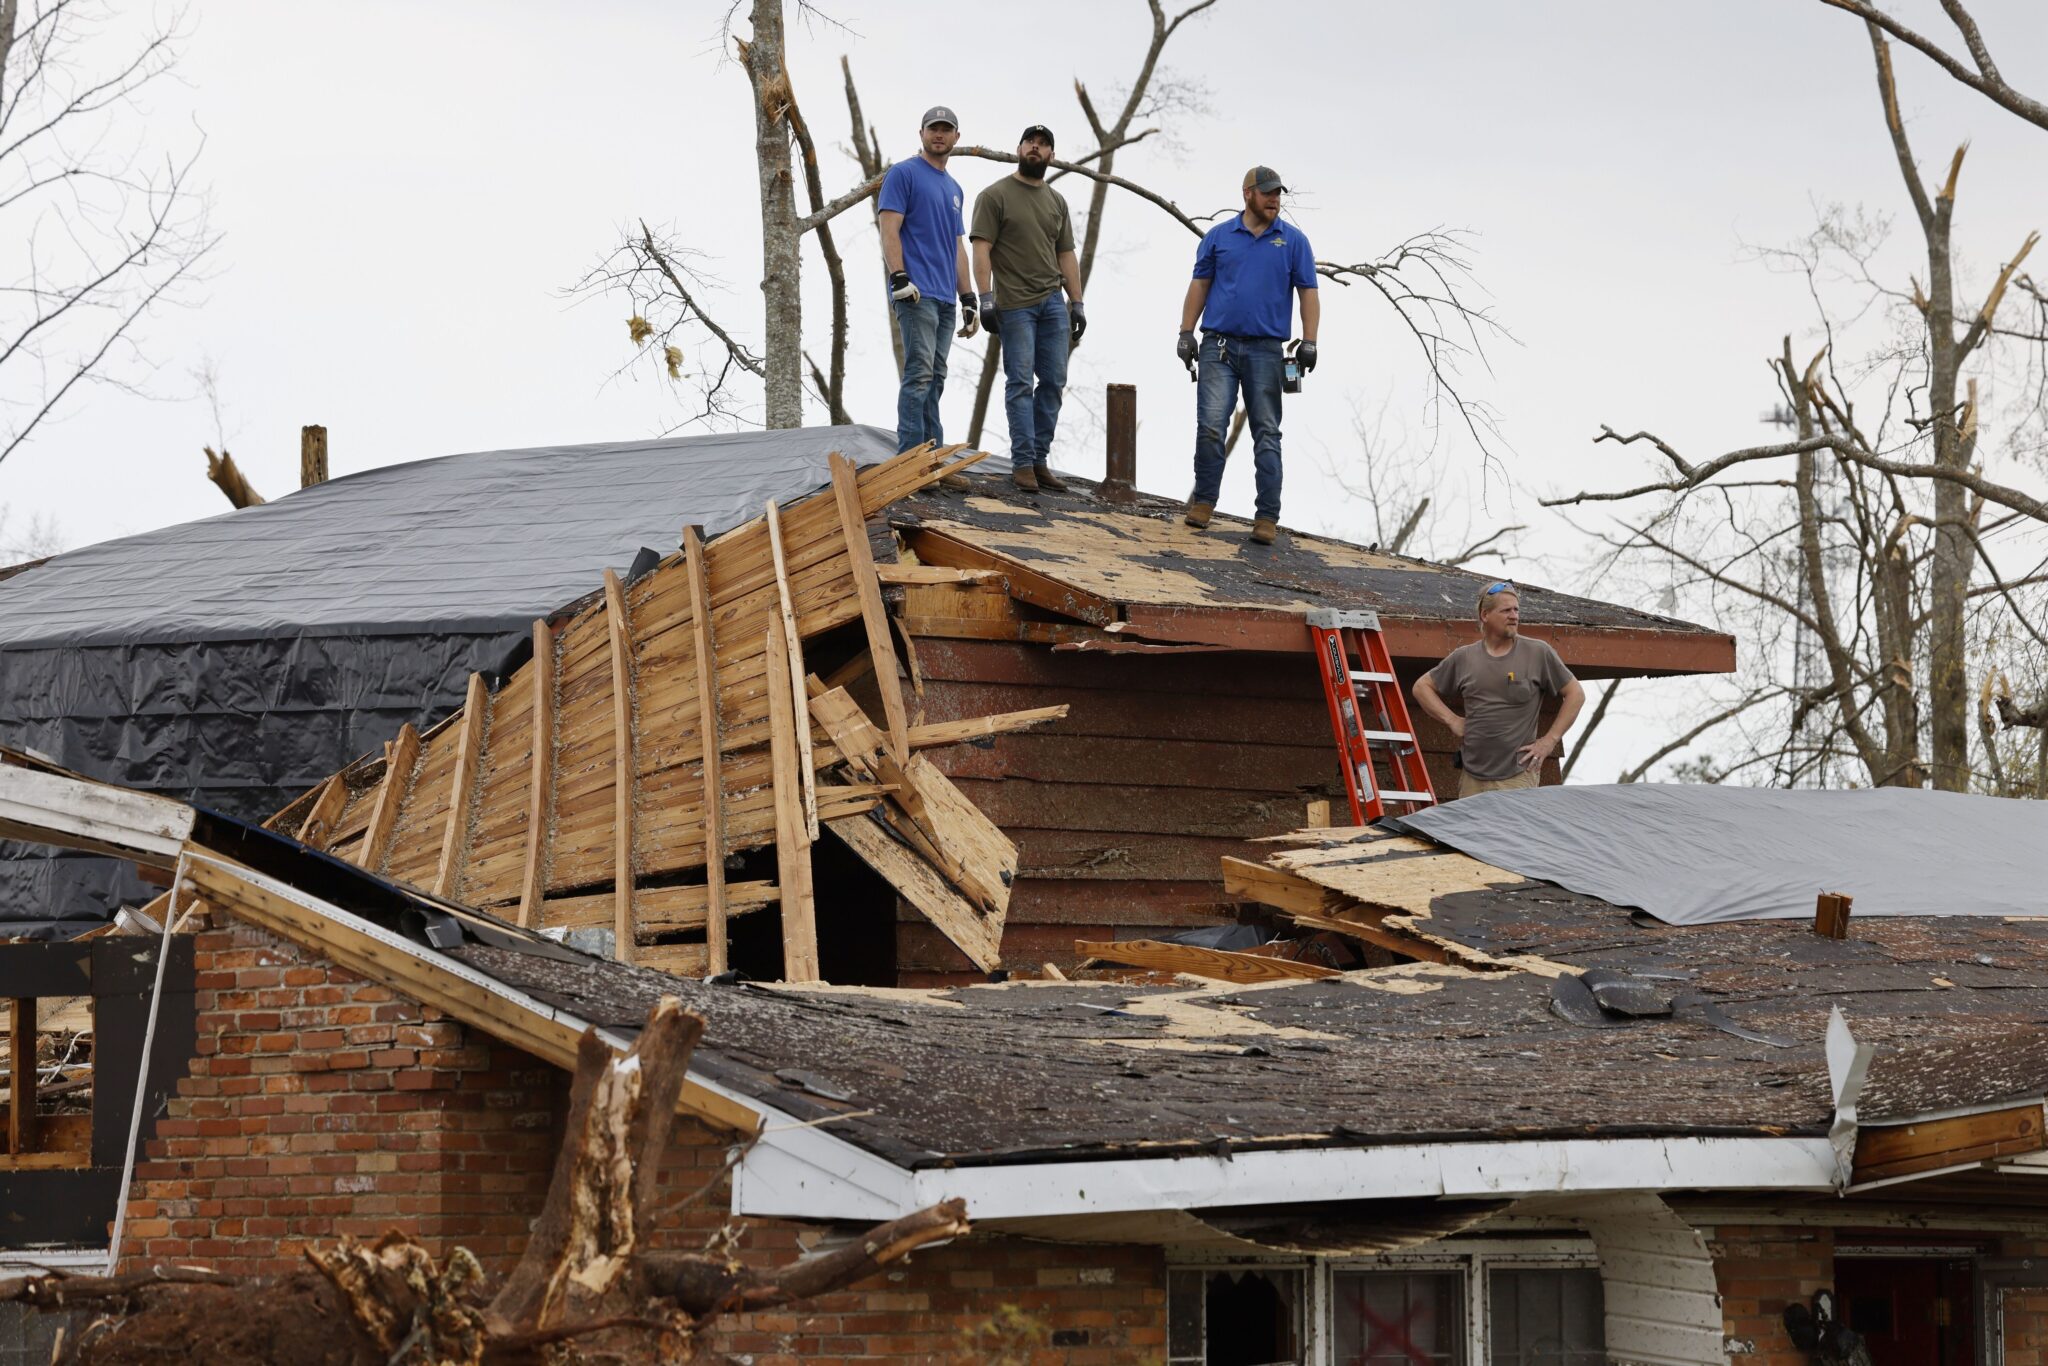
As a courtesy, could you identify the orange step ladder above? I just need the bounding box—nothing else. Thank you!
[1307,609,1438,823]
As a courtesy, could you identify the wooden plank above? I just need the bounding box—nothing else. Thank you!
[432,672,490,899]
[533,880,780,936]
[604,567,637,965]
[1222,856,1343,918]
[1853,1103,2047,1182]
[902,527,1120,627]
[766,499,818,840]
[809,706,1073,770]
[875,564,1002,586]
[0,765,194,867]
[829,452,910,760]
[8,997,30,1155]
[187,858,760,1135]
[766,624,819,982]
[682,525,728,974]
[517,618,556,927]
[298,775,350,852]
[1074,939,1338,983]
[357,723,421,873]
[827,811,1003,971]
[636,943,712,978]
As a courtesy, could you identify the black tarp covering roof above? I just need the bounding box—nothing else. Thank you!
[0,425,900,933]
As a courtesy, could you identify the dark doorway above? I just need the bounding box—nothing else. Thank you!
[1835,1256,1973,1366]
[1204,1268,1304,1366]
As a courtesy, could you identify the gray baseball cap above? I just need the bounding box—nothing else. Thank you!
[921,105,959,130]
[1242,165,1287,193]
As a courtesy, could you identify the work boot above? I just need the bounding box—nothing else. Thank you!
[1033,462,1069,492]
[1184,500,1213,529]
[938,469,972,491]
[1250,517,1278,546]
[1012,463,1040,492]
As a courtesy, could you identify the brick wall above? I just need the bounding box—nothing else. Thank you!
[122,918,1170,1364]
[1707,1223,1835,1366]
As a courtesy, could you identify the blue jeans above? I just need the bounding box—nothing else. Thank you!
[997,295,1068,465]
[1190,333,1285,521]
[893,296,954,452]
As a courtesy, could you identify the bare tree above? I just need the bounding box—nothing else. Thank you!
[1815,0,2048,132]
[1314,397,1523,565]
[0,0,215,468]
[1550,25,2046,791]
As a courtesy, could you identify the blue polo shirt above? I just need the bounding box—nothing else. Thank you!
[878,157,965,301]
[1192,213,1317,339]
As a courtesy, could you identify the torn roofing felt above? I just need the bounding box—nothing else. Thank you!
[0,425,899,932]
[1397,783,2048,926]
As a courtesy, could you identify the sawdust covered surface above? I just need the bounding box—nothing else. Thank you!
[75,1272,374,1366]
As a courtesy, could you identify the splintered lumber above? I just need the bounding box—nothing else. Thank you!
[827,810,1004,971]
[873,564,1002,586]
[829,452,910,760]
[298,775,348,852]
[682,526,727,974]
[1075,938,1338,983]
[538,880,780,936]
[432,673,490,899]
[766,499,819,839]
[766,625,819,981]
[604,569,638,964]
[517,618,556,927]
[357,723,421,874]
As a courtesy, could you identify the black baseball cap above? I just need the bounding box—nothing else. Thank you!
[1020,124,1055,148]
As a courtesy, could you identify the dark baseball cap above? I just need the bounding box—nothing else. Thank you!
[921,105,959,130]
[1020,124,1055,148]
[1242,165,1287,193]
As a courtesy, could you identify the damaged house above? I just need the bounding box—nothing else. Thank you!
[6,430,2040,1365]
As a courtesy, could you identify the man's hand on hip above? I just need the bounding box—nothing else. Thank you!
[889,271,921,303]
[1515,733,1560,772]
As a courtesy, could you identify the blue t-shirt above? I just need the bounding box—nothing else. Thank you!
[1192,213,1317,339]
[878,157,965,301]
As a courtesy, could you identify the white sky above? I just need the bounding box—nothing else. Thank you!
[5,0,2044,781]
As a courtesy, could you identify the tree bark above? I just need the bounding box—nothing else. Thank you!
[740,0,804,429]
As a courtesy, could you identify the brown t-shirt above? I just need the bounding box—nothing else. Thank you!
[1424,636,1575,781]
[969,176,1074,309]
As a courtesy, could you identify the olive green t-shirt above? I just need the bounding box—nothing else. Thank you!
[969,176,1075,309]
[1424,636,1576,782]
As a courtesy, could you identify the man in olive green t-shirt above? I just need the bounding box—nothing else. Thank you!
[1413,581,1586,799]
[971,124,1085,493]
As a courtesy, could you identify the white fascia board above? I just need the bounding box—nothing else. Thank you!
[0,765,195,864]
[818,1137,1839,1223]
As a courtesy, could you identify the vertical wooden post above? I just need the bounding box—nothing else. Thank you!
[300,425,329,488]
[766,625,819,981]
[829,453,910,761]
[682,526,729,973]
[516,618,556,928]
[1815,891,1853,939]
[603,569,637,964]
[358,723,421,873]
[1103,383,1137,504]
[8,997,33,1155]
[765,499,818,839]
[432,673,490,899]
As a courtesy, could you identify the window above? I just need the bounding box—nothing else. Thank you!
[1334,1270,1464,1366]
[1170,1267,1308,1366]
[1487,1268,1605,1366]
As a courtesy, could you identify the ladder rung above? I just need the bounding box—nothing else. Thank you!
[1348,670,1396,684]
[1379,790,1435,803]
[1363,730,1414,744]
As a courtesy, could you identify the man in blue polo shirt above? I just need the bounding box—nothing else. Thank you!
[1176,166,1319,545]
[879,105,978,468]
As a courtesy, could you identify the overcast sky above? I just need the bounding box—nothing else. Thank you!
[5,0,2044,780]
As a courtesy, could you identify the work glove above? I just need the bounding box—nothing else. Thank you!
[1175,330,1198,366]
[957,292,979,339]
[977,291,999,332]
[1297,340,1318,373]
[888,270,921,303]
[1068,300,1087,348]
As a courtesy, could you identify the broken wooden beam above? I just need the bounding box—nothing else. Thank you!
[517,618,556,928]
[357,723,420,874]
[765,498,818,840]
[681,526,728,974]
[829,452,911,760]
[432,673,489,900]
[1075,938,1338,984]
[766,624,819,982]
[604,569,638,964]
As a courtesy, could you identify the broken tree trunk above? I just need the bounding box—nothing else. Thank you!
[0,1000,970,1365]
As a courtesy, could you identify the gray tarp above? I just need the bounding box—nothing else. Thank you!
[1399,782,2048,924]
[0,425,901,931]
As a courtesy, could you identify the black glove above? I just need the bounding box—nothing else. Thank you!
[1068,300,1087,347]
[888,270,921,303]
[1175,330,1198,365]
[1297,340,1318,373]
[977,291,998,331]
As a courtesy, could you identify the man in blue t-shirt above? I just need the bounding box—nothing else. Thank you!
[1175,166,1320,545]
[878,105,978,467]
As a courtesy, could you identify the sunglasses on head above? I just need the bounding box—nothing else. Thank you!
[1484,581,1515,596]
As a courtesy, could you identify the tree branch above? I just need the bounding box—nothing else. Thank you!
[1816,0,2048,132]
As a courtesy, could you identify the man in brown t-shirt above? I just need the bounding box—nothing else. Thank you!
[1412,582,1586,799]
[970,124,1084,494]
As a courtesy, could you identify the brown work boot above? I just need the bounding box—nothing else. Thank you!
[1012,463,1040,492]
[1184,500,1213,529]
[938,470,972,491]
[1033,462,1069,491]
[1250,517,1278,545]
